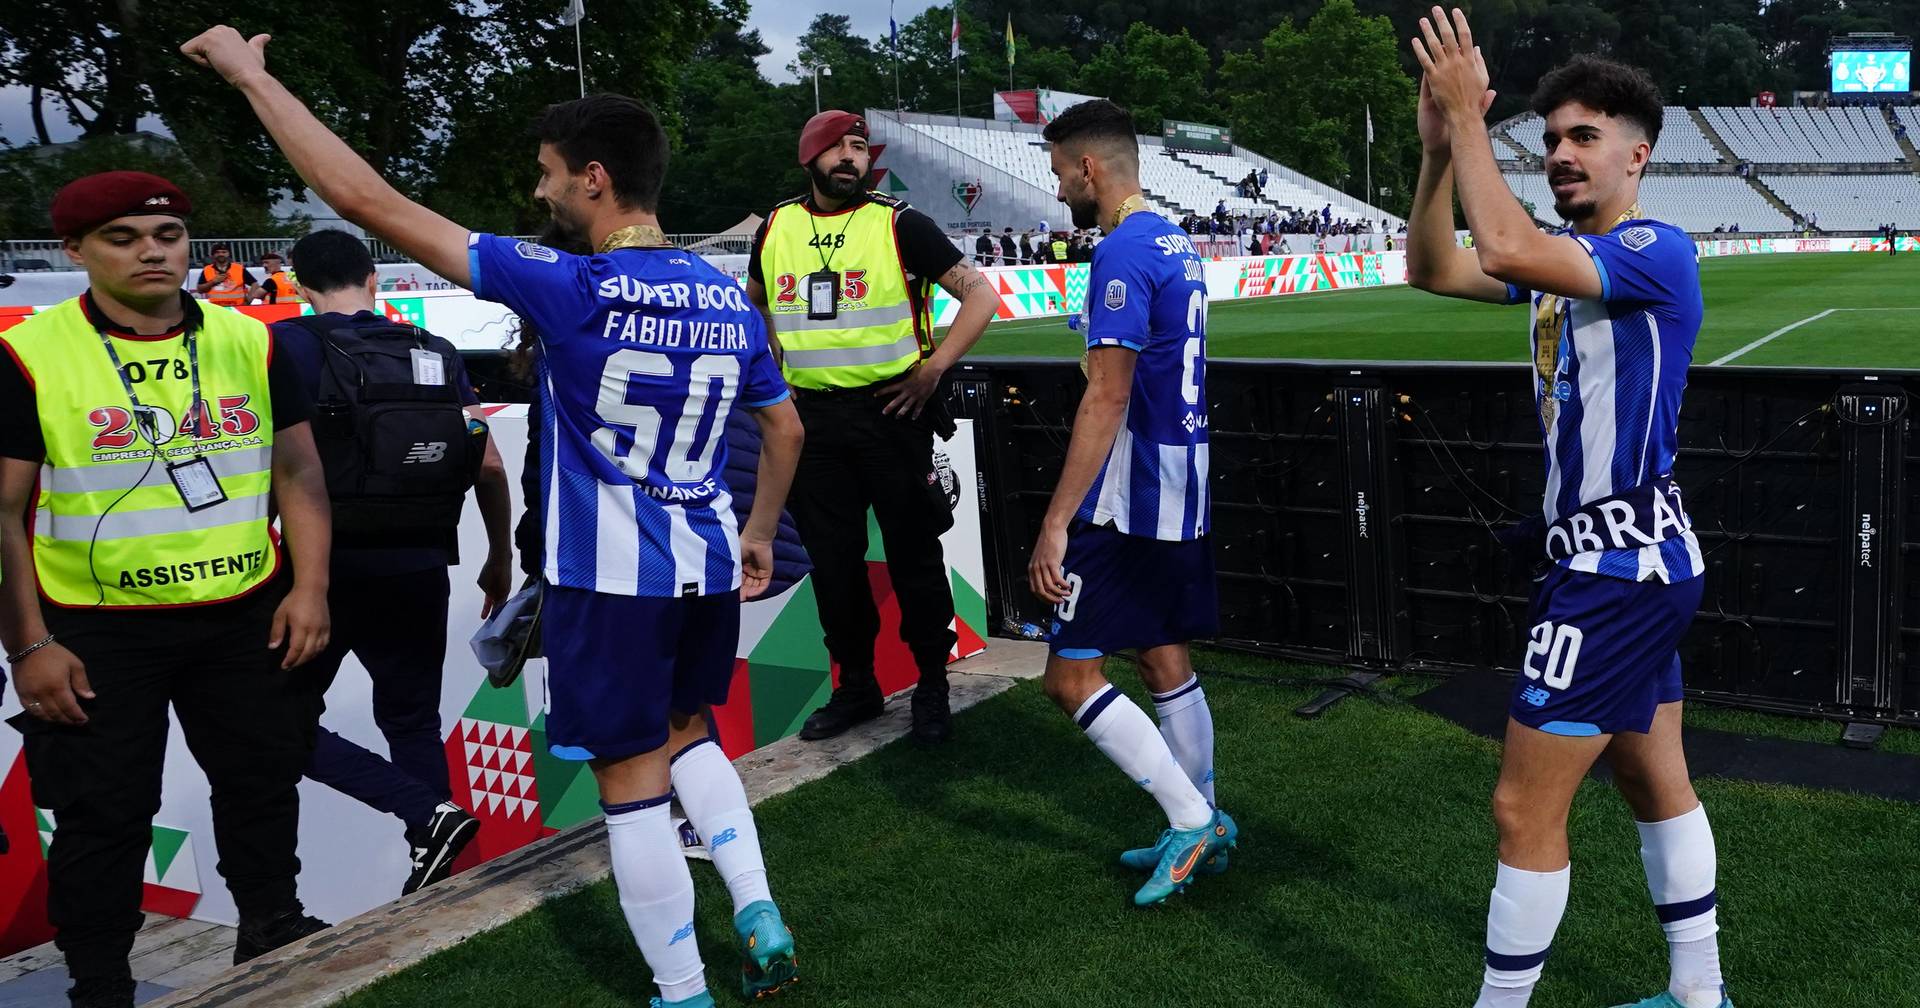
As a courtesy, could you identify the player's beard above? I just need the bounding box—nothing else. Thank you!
[1065,191,1099,230]
[1551,172,1596,223]
[546,186,590,248]
[809,161,865,202]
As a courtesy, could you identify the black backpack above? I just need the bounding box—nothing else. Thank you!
[293,316,484,543]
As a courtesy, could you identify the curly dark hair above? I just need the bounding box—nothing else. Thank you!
[1530,55,1664,149]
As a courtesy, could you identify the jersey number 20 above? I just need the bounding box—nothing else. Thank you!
[592,348,738,482]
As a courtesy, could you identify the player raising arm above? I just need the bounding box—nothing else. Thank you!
[182,26,806,1008]
[1407,10,1730,1008]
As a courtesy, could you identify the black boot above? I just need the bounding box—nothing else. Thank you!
[67,975,135,1008]
[233,907,330,965]
[798,686,884,741]
[910,675,952,745]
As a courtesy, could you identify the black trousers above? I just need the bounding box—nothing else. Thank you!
[304,566,453,837]
[789,390,958,695]
[16,580,315,984]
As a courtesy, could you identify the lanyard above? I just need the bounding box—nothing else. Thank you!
[807,203,860,272]
[95,323,203,453]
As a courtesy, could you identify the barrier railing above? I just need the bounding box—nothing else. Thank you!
[948,358,1920,728]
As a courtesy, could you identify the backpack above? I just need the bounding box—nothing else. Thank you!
[293,315,484,542]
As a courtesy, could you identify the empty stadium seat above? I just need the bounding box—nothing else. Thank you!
[1700,106,1903,164]
[1501,172,1795,232]
[891,117,1394,228]
[1763,173,1920,231]
[1500,109,1722,164]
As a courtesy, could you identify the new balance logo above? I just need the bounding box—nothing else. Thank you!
[669,921,696,945]
[710,827,739,850]
[402,441,448,464]
[1520,685,1552,708]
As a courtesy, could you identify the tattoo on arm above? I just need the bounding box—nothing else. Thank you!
[942,262,990,299]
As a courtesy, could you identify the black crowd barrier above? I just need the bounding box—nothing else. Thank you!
[947,358,1920,728]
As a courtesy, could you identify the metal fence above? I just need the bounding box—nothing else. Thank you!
[947,358,1920,728]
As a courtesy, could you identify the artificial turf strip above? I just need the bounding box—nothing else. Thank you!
[958,251,1920,368]
[339,659,1919,1008]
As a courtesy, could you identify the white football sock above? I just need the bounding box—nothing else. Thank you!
[670,737,773,912]
[1151,675,1216,805]
[1637,804,1724,1007]
[604,796,707,1003]
[1473,861,1570,1008]
[1074,685,1212,830]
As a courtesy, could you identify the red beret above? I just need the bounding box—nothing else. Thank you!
[798,110,867,167]
[50,171,191,239]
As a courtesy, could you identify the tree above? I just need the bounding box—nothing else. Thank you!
[1077,25,1220,131]
[1220,0,1418,213]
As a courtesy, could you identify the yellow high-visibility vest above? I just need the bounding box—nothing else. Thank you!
[1,295,280,608]
[759,194,931,389]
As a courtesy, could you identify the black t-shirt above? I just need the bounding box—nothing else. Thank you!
[0,292,311,463]
[746,193,964,288]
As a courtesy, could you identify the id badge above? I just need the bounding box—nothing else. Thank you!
[167,457,228,512]
[410,347,446,386]
[806,270,840,320]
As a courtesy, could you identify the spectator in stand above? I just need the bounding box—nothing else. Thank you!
[998,227,1017,266]
[974,230,994,265]
[1214,198,1228,218]
[1018,229,1035,264]
[1277,236,1293,254]
[1258,168,1269,195]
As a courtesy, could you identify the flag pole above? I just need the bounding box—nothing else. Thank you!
[1364,103,1372,212]
[575,17,586,98]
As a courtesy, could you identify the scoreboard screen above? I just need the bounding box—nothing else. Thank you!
[1831,49,1910,93]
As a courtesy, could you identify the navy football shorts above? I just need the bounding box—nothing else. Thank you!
[540,585,740,761]
[1048,521,1218,659]
[1509,565,1705,737]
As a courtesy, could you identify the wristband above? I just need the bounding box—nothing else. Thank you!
[6,634,55,665]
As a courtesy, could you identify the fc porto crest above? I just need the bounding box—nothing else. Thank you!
[951,179,983,217]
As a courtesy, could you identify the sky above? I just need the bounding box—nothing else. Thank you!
[751,0,941,81]
[0,3,941,146]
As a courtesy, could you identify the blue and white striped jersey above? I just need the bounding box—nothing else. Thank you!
[1508,217,1704,583]
[470,234,789,597]
[1075,209,1211,541]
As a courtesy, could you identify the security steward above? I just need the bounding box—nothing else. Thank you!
[249,251,301,304]
[746,110,998,745]
[193,241,252,306]
[0,172,333,1008]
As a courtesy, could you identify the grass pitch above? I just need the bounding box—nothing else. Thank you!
[961,252,1920,368]
[340,653,1920,1008]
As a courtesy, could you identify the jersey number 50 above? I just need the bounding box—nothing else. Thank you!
[592,348,738,482]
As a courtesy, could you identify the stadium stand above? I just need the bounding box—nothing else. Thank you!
[1894,104,1920,145]
[1762,173,1920,231]
[886,112,1397,230]
[1499,109,1723,164]
[1700,105,1904,164]
[1501,172,1796,232]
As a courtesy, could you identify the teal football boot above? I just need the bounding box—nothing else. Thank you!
[1610,993,1733,1008]
[649,994,715,1008]
[734,899,798,999]
[1132,809,1237,907]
